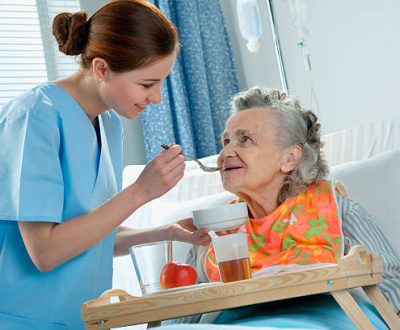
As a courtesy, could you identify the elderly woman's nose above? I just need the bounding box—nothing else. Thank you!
[220,144,236,158]
[217,153,223,166]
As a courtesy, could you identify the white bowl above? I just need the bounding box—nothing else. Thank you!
[192,203,249,231]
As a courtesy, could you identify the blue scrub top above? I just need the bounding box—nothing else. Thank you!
[0,83,123,329]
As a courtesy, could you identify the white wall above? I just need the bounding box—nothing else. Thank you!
[220,0,282,90]
[222,0,400,135]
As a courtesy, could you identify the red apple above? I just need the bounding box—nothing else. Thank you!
[160,262,197,289]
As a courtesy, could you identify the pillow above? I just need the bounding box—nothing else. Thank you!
[330,149,400,255]
[122,155,223,203]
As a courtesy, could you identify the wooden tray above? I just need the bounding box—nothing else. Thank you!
[82,245,400,329]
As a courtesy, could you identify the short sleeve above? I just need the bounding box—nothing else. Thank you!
[0,109,64,222]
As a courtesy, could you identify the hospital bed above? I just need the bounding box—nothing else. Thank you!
[82,114,400,329]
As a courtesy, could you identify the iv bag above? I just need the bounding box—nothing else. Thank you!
[237,0,263,53]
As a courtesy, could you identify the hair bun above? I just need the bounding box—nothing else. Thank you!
[52,11,88,56]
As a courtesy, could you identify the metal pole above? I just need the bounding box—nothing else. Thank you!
[264,0,289,93]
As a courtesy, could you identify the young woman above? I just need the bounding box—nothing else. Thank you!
[0,1,209,329]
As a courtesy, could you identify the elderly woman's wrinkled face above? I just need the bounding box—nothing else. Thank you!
[218,108,287,196]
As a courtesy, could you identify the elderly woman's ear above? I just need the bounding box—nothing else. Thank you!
[280,144,303,173]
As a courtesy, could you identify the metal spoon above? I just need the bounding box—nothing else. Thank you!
[161,144,221,172]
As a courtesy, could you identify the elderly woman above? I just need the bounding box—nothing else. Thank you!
[174,87,400,328]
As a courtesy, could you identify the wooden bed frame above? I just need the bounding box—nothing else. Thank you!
[82,245,400,330]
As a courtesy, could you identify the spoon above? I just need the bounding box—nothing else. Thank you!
[161,144,221,172]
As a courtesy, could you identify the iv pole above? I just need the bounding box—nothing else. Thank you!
[264,0,289,93]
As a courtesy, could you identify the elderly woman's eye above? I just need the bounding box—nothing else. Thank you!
[223,138,230,146]
[241,135,250,143]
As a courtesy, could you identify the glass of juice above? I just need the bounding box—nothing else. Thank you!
[212,232,251,282]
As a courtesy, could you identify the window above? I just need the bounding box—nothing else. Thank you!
[0,0,80,106]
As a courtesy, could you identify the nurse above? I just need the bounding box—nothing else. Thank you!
[0,1,209,329]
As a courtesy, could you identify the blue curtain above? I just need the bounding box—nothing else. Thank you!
[141,0,240,162]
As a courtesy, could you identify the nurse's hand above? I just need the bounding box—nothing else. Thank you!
[165,217,211,246]
[134,144,185,201]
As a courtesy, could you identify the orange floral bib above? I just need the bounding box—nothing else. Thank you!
[205,180,343,282]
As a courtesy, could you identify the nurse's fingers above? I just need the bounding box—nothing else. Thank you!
[156,159,185,188]
[134,153,184,201]
[159,144,182,163]
[147,150,184,180]
[164,160,185,183]
[153,147,185,178]
[151,145,183,172]
[164,152,185,171]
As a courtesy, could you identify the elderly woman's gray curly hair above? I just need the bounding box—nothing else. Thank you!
[230,87,329,204]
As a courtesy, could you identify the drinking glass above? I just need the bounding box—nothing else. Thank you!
[129,241,172,295]
[212,232,251,282]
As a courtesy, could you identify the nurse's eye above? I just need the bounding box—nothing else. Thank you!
[141,83,155,89]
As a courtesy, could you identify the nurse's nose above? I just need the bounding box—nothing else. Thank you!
[148,84,162,105]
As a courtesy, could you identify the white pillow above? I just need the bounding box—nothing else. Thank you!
[122,155,223,204]
[330,149,400,254]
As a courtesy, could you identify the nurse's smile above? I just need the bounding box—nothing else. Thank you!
[135,104,147,112]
